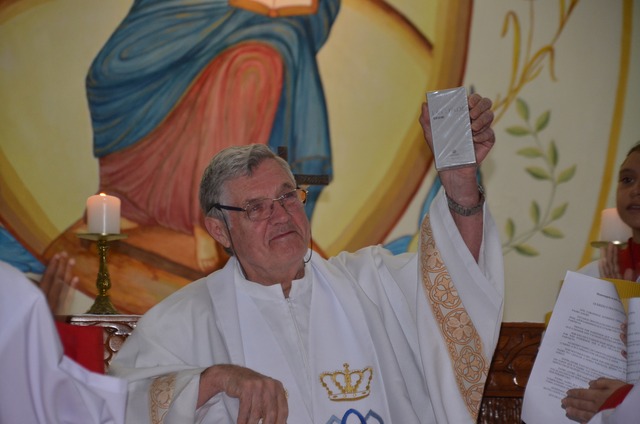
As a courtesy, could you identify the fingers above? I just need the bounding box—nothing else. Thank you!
[562,389,600,423]
[588,377,627,391]
[468,95,493,131]
[419,93,495,167]
[598,243,621,278]
[236,376,287,424]
[40,252,77,313]
[562,378,628,422]
[200,365,288,424]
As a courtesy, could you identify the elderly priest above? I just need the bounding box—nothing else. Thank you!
[110,93,504,424]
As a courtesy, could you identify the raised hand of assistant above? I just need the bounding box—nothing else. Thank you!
[39,251,79,314]
[198,364,288,424]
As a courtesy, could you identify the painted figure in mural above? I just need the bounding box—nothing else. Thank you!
[579,142,640,281]
[86,0,339,272]
[110,94,504,423]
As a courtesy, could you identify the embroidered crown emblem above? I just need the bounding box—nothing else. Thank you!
[319,363,373,401]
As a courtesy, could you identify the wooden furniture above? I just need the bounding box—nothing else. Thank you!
[65,316,544,423]
[477,322,545,424]
[64,315,140,371]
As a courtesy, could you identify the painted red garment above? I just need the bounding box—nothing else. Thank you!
[98,43,283,235]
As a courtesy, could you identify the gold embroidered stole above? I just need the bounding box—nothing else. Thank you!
[149,373,176,424]
[420,215,488,419]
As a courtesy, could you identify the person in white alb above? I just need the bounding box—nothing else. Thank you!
[110,93,504,424]
[0,259,127,424]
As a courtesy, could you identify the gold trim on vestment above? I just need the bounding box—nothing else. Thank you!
[149,373,176,424]
[420,216,488,419]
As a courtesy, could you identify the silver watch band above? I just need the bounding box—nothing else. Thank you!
[445,184,485,216]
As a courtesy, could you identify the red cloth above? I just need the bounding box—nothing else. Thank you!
[55,322,105,374]
[617,238,640,278]
[598,384,634,411]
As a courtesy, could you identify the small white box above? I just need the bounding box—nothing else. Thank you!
[426,87,476,171]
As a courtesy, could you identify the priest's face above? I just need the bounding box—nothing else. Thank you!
[207,158,311,284]
[617,150,640,238]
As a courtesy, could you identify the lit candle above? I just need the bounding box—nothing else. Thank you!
[87,193,121,234]
[600,208,632,242]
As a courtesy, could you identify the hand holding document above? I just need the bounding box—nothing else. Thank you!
[521,271,640,424]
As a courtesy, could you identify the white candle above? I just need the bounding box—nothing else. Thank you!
[87,193,121,234]
[600,208,632,242]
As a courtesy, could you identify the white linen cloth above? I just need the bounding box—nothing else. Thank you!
[110,189,504,423]
[0,260,127,424]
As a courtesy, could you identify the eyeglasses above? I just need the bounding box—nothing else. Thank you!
[212,188,308,222]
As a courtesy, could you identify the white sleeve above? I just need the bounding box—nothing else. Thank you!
[0,261,127,424]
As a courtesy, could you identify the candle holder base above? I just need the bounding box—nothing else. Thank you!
[77,233,127,315]
[590,240,627,249]
[86,294,119,315]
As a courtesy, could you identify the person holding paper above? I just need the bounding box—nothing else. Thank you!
[562,377,633,423]
[580,142,640,281]
[0,259,127,424]
[582,382,640,424]
[109,94,504,423]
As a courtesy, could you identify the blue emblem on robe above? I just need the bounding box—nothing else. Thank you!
[325,409,384,424]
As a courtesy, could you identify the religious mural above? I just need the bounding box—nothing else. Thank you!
[1,0,472,313]
[1,0,636,320]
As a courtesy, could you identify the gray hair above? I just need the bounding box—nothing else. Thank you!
[199,144,296,220]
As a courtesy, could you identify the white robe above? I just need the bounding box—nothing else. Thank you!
[0,260,127,424]
[110,190,504,423]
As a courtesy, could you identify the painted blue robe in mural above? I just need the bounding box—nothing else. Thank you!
[86,0,339,233]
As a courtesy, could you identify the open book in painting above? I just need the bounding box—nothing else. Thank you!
[521,271,640,423]
[230,0,318,17]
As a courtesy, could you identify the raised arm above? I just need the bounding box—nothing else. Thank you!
[419,93,495,261]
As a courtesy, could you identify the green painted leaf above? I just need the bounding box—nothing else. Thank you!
[526,166,551,180]
[517,147,543,158]
[530,201,540,224]
[505,218,515,239]
[551,202,569,220]
[548,140,559,167]
[535,110,551,132]
[516,98,530,121]
[515,244,539,256]
[557,165,577,184]
[506,126,531,136]
[542,226,564,238]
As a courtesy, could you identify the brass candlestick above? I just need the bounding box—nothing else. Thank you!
[590,240,628,249]
[77,233,127,314]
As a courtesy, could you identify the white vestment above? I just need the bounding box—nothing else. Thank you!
[110,190,504,423]
[0,260,127,424]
